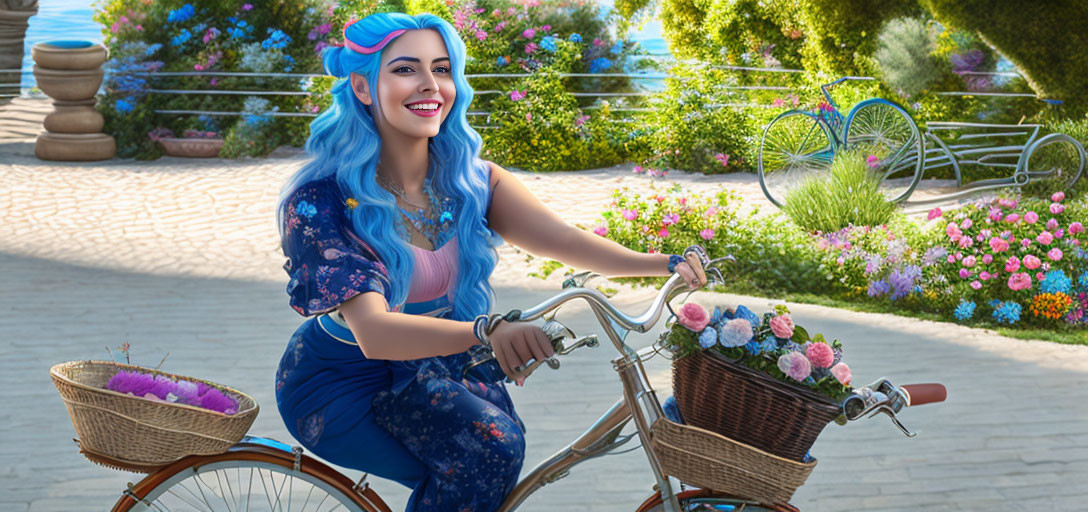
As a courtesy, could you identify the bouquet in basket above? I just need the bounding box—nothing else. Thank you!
[665,302,853,402]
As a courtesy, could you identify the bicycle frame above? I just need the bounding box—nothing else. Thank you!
[495,275,694,512]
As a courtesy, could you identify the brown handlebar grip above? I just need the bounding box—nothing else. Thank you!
[902,383,946,406]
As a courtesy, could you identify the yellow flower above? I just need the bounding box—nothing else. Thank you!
[345,198,359,210]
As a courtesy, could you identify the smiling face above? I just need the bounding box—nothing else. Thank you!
[350,29,456,141]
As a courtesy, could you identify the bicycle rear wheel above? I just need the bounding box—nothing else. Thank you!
[636,488,798,512]
[1020,133,1085,190]
[843,99,924,203]
[758,110,836,208]
[112,439,389,512]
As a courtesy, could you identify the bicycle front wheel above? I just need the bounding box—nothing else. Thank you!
[1020,133,1086,189]
[843,99,924,203]
[112,442,389,512]
[758,110,836,208]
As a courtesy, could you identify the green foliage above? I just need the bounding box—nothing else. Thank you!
[637,63,758,174]
[798,0,923,77]
[921,0,1088,116]
[874,17,939,98]
[780,150,897,232]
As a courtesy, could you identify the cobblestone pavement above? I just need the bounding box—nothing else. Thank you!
[3,138,1088,511]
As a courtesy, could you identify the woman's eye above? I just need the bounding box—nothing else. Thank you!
[395,66,450,74]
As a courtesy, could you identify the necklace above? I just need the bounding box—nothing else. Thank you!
[375,169,456,246]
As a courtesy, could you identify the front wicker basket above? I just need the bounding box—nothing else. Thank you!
[650,417,817,506]
[50,360,259,472]
[672,350,842,462]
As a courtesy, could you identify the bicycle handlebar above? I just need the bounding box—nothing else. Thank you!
[843,378,947,437]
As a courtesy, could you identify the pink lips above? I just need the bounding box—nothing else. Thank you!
[405,102,441,117]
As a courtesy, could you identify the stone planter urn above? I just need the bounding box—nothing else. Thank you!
[159,137,225,158]
[0,0,38,104]
[31,40,115,161]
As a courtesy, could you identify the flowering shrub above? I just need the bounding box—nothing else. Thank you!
[665,302,853,402]
[780,150,897,232]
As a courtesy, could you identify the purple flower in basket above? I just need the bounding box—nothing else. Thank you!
[106,370,238,414]
[777,351,811,381]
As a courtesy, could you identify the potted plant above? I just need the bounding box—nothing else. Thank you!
[151,128,224,158]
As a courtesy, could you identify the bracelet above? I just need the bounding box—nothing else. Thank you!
[472,314,491,346]
[666,254,685,274]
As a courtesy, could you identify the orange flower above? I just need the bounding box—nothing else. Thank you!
[1029,293,1073,320]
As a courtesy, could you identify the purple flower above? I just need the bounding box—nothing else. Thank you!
[242,3,253,11]
[777,352,812,381]
[509,89,526,101]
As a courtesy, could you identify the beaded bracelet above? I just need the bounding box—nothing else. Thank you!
[667,254,685,274]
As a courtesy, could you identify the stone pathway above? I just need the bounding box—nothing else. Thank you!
[2,109,1086,511]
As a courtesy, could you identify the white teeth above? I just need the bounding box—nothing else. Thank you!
[408,104,439,111]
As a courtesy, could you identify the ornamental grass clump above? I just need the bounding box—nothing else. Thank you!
[781,150,897,233]
[666,302,853,402]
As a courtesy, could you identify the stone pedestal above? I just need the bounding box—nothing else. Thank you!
[0,1,38,105]
[31,40,115,161]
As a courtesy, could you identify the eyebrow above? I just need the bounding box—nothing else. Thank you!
[386,56,450,66]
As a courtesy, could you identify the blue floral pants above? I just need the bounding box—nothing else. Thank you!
[371,358,526,512]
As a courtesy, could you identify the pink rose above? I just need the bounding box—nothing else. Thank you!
[955,251,963,260]
[658,227,669,238]
[1023,254,1041,270]
[989,237,1009,252]
[959,268,970,279]
[1036,231,1054,245]
[699,228,715,240]
[1036,272,1045,281]
[522,28,535,38]
[1005,213,1021,223]
[970,280,982,290]
[962,255,977,268]
[830,363,851,385]
[593,226,608,236]
[946,223,963,241]
[1005,256,1020,273]
[1052,191,1066,202]
[980,271,991,280]
[927,207,943,220]
[1024,211,1039,224]
[770,314,795,339]
[1070,222,1084,234]
[947,255,956,263]
[958,236,974,249]
[805,342,834,368]
[678,303,710,332]
[777,352,811,382]
[1051,203,1065,215]
[961,218,973,230]
[1007,272,1032,291]
[622,209,638,221]
[1046,219,1059,231]
[982,254,993,264]
[1047,248,1063,261]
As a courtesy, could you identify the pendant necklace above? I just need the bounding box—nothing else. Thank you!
[376,170,456,246]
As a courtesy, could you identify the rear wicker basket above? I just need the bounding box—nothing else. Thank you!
[650,417,816,506]
[672,350,842,462]
[50,360,259,472]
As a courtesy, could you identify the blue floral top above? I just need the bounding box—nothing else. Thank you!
[282,176,395,317]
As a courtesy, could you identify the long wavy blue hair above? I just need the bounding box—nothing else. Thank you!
[277,12,499,320]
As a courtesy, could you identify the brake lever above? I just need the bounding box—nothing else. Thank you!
[871,406,916,438]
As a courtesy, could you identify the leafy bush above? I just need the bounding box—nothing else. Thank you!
[874,17,939,98]
[780,150,897,232]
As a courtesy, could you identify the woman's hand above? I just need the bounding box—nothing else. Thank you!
[488,321,556,385]
[674,251,708,290]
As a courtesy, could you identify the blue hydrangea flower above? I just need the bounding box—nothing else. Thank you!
[1040,270,1073,294]
[723,304,761,331]
[167,4,195,23]
[568,33,582,43]
[992,301,1021,324]
[170,29,192,46]
[744,340,762,355]
[610,40,624,55]
[989,299,1002,308]
[115,98,134,113]
[758,337,778,354]
[589,58,612,73]
[262,28,291,50]
[145,43,162,56]
[698,327,717,349]
[540,36,557,53]
[868,279,890,297]
[953,300,976,321]
[296,200,317,218]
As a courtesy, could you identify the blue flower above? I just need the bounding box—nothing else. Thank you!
[698,328,717,349]
[167,4,195,23]
[296,200,317,218]
[744,340,762,355]
[1079,271,1088,291]
[723,304,761,331]
[610,40,624,55]
[709,306,722,325]
[497,56,508,67]
[758,337,778,354]
[867,279,889,297]
[115,98,134,113]
[540,36,557,53]
[953,300,976,321]
[912,285,923,294]
[145,43,162,56]
[989,299,1002,308]
[262,28,291,50]
[1040,270,1073,295]
[568,33,582,43]
[992,301,1021,324]
[589,57,612,73]
[192,22,207,34]
[170,29,192,47]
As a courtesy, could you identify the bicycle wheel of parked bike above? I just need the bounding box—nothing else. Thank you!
[112,440,388,512]
[843,99,924,203]
[1020,133,1085,190]
[758,110,836,208]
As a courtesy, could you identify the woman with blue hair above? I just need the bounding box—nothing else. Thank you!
[274,12,707,511]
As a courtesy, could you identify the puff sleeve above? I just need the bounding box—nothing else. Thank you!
[282,179,393,317]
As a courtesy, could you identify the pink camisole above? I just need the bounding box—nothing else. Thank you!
[405,235,459,304]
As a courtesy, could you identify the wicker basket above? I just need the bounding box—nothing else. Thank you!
[50,360,259,472]
[672,350,841,462]
[650,417,816,506]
